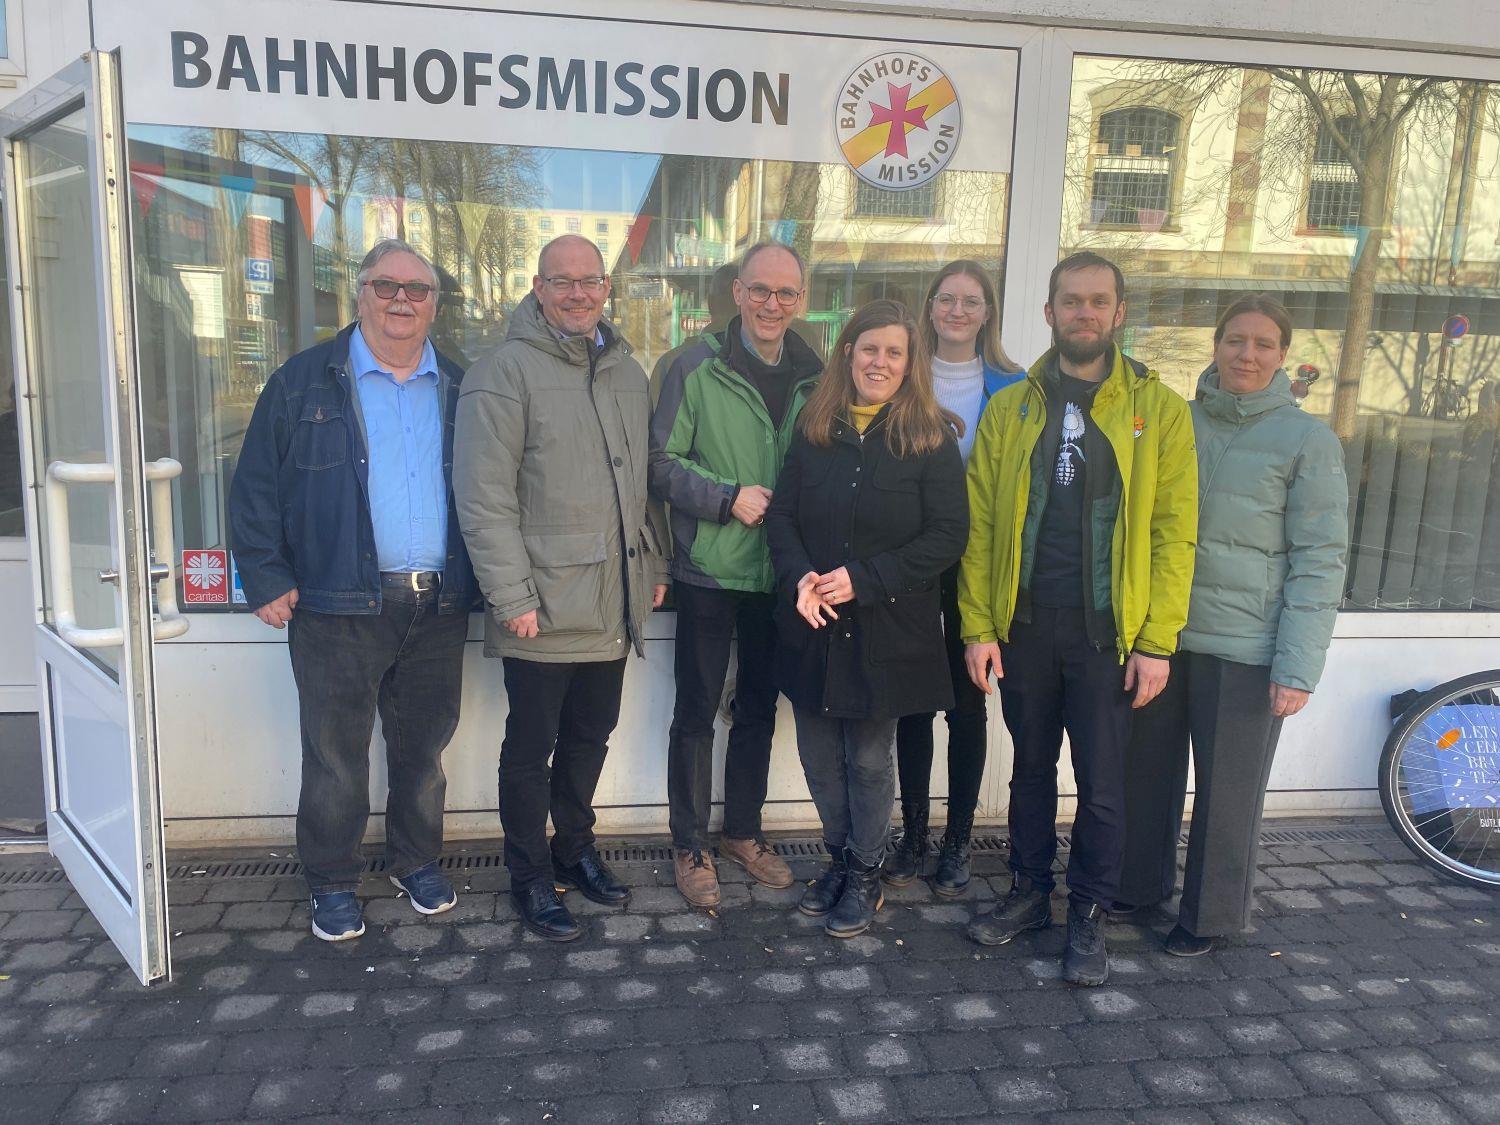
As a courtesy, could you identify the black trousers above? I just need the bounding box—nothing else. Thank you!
[287,588,468,893]
[998,605,1133,910]
[499,657,626,887]
[895,566,987,818]
[1120,652,1285,936]
[666,583,780,849]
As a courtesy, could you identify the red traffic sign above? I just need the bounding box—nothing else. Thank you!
[1443,314,1470,339]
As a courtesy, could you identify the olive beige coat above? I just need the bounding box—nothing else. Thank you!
[454,293,669,662]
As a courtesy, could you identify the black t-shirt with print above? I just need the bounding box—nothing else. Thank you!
[1030,372,1102,608]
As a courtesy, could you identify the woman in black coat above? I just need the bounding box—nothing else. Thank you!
[765,299,969,938]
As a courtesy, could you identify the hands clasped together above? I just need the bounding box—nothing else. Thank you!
[795,567,855,628]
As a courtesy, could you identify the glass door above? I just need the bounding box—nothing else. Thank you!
[2,52,187,984]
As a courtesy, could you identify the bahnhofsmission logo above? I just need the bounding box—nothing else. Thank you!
[836,51,962,191]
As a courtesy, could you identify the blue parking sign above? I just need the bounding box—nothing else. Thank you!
[245,258,274,294]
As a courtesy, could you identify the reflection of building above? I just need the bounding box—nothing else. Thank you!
[1061,60,1500,417]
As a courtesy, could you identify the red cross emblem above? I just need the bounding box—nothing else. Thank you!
[867,83,929,159]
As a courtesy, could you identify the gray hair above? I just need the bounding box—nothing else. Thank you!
[739,240,805,283]
[536,234,606,279]
[356,238,439,296]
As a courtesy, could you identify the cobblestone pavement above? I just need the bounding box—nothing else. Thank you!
[0,827,1498,1124]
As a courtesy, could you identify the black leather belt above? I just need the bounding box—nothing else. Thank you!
[380,571,442,592]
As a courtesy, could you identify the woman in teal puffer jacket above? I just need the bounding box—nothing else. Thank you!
[1117,294,1349,955]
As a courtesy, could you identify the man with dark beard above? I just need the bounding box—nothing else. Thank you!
[955,252,1197,986]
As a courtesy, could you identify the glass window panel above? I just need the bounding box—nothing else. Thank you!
[1062,57,1500,611]
[20,109,121,672]
[127,127,1012,610]
[0,195,21,538]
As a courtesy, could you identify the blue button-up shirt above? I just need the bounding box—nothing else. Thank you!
[349,326,447,573]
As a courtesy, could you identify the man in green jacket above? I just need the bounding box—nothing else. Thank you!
[649,241,824,908]
[958,252,1198,986]
[456,235,668,943]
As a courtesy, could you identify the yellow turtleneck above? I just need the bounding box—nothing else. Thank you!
[848,402,883,433]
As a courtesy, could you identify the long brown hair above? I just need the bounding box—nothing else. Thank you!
[920,259,1019,372]
[799,300,961,458]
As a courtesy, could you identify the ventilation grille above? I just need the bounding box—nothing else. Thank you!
[0,821,1395,884]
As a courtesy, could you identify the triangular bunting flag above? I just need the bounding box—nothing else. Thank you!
[626,215,653,265]
[219,174,257,230]
[292,183,330,242]
[129,161,165,219]
[455,200,491,253]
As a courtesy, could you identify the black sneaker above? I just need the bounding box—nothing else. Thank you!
[1062,902,1109,986]
[966,875,1051,946]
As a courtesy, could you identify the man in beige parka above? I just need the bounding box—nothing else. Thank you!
[455,234,668,942]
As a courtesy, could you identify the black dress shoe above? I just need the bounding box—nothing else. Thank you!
[511,880,582,942]
[1164,923,1215,957]
[800,846,848,917]
[553,850,631,907]
[1106,900,1160,922]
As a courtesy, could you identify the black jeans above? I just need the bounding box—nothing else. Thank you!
[998,605,1133,910]
[895,566,987,817]
[288,589,468,893]
[792,707,898,868]
[499,657,627,887]
[666,582,780,849]
[1120,652,1285,936]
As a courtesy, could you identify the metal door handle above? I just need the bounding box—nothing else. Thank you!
[44,458,190,647]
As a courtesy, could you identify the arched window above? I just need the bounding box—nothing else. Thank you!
[1306,115,1367,231]
[1089,107,1180,227]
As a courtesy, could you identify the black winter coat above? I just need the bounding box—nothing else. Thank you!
[765,410,969,719]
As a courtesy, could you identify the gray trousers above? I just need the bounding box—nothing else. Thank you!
[793,707,897,868]
[1119,652,1285,936]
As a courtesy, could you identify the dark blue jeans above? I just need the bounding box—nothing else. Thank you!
[288,588,468,893]
[998,605,1133,910]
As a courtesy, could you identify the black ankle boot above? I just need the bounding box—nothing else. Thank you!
[799,846,848,917]
[932,814,973,897]
[881,800,929,887]
[827,857,884,938]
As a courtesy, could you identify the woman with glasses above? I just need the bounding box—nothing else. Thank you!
[884,261,1025,895]
[765,300,969,938]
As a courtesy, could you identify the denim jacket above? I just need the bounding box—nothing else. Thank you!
[228,322,478,616]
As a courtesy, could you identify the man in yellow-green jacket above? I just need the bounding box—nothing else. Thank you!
[958,252,1197,987]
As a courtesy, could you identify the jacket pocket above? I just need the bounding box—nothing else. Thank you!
[524,530,610,634]
[292,403,348,471]
[868,590,940,666]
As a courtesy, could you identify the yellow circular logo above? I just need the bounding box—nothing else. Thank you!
[835,52,962,191]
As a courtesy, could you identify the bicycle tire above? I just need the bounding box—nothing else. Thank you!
[1378,668,1500,888]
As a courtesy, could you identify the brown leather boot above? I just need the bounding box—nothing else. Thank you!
[673,847,721,908]
[719,836,794,889]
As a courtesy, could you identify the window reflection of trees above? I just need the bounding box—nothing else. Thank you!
[1062,60,1500,611]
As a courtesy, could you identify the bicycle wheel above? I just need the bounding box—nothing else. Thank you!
[1379,668,1500,888]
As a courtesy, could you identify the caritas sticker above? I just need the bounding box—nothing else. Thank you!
[182,549,229,604]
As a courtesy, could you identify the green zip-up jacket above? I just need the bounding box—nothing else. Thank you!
[649,321,823,592]
[1183,366,1349,692]
[958,345,1198,660]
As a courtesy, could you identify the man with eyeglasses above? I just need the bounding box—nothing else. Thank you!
[230,239,478,942]
[456,234,669,942]
[649,241,824,908]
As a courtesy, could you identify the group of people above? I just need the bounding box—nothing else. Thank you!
[228,232,1348,988]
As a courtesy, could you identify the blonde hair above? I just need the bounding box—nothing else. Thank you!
[799,300,961,458]
[920,259,1019,372]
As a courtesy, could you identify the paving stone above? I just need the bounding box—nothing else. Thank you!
[1213,1056,1304,1100]
[1134,1059,1231,1103]
[219,901,295,930]
[59,1079,162,1124]
[982,1070,1068,1112]
[1375,1092,1466,1125]
[1288,1050,1384,1093]
[894,1072,989,1118]
[642,1087,730,1124]
[1356,1046,1449,1088]
[1055,1061,1148,1109]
